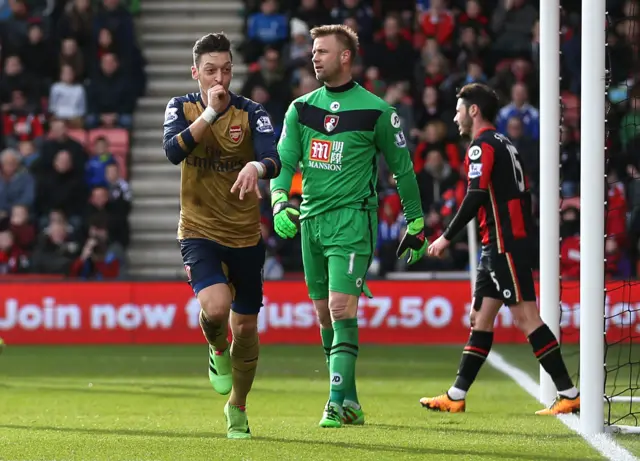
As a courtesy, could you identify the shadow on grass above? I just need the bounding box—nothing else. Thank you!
[368,423,576,440]
[0,383,206,400]
[0,424,586,460]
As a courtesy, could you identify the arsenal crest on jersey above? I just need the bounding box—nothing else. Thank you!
[324,115,339,133]
[229,125,242,143]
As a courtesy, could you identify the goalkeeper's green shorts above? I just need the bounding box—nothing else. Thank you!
[301,207,377,300]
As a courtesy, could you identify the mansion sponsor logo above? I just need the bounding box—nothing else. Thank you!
[308,139,344,171]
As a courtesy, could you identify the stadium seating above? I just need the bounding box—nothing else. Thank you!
[0,0,141,278]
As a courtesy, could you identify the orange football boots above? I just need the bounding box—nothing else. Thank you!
[419,393,466,413]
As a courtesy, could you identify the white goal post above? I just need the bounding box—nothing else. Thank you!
[423,0,640,436]
[536,0,640,435]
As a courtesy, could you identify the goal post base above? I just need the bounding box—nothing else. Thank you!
[605,425,640,434]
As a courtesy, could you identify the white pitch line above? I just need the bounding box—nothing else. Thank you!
[486,351,638,461]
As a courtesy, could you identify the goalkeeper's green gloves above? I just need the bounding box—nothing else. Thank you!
[396,217,429,265]
[271,191,300,239]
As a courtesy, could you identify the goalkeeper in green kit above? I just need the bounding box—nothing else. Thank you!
[270,24,427,428]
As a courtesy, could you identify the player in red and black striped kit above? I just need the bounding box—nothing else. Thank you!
[420,83,580,416]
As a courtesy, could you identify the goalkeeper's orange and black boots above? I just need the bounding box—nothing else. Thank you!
[419,393,466,413]
[535,394,580,415]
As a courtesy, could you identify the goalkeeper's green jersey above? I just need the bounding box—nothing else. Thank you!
[271,81,423,222]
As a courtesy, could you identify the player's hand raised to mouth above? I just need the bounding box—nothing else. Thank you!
[231,163,262,200]
[207,84,227,114]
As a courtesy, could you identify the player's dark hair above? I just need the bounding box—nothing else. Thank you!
[457,83,500,124]
[310,24,359,62]
[192,33,232,66]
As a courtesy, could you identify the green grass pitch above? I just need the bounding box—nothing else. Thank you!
[1,344,639,461]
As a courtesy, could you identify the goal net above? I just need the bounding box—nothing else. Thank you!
[555,2,640,433]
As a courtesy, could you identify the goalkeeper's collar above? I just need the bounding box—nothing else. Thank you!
[325,80,356,93]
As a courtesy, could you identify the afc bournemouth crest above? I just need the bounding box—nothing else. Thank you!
[324,115,339,133]
[229,125,243,143]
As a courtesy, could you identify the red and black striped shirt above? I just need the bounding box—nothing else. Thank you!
[444,127,534,252]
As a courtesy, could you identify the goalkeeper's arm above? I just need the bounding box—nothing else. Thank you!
[373,109,427,263]
[270,103,303,238]
[162,97,218,165]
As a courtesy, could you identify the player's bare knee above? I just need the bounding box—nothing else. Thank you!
[198,284,232,323]
[200,300,229,325]
[328,292,358,321]
[230,313,258,338]
[313,299,332,328]
[511,301,542,335]
[469,310,477,329]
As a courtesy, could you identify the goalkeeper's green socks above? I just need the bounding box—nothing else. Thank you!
[322,325,360,406]
[321,327,333,369]
[328,318,359,406]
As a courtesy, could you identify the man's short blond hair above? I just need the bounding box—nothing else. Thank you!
[310,24,359,62]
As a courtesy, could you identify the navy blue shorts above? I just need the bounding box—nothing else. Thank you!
[180,238,266,315]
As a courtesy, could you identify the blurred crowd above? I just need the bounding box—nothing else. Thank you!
[0,0,144,279]
[243,0,640,280]
[2,0,638,282]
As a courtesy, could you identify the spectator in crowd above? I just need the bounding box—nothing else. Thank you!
[57,0,94,56]
[86,184,129,248]
[9,204,35,251]
[560,124,580,198]
[0,226,29,274]
[30,218,79,275]
[244,0,289,63]
[283,18,312,74]
[2,0,30,52]
[241,47,291,125]
[293,0,331,30]
[1,89,46,148]
[457,0,490,39]
[560,206,580,279]
[420,0,455,48]
[69,213,122,279]
[415,149,458,214]
[0,0,12,21]
[0,147,35,216]
[48,64,86,126]
[506,115,538,188]
[59,37,86,82]
[621,97,640,151]
[85,53,133,129]
[0,0,139,278]
[496,82,539,140]
[93,28,119,75]
[104,162,131,215]
[376,193,404,275]
[85,136,115,187]
[17,140,39,170]
[262,216,284,280]
[331,0,375,43]
[0,55,38,109]
[36,118,87,180]
[491,0,538,61]
[367,14,415,83]
[20,22,56,91]
[35,149,87,229]
[93,0,135,60]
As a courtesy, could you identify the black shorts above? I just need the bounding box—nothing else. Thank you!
[474,247,536,306]
[180,238,265,315]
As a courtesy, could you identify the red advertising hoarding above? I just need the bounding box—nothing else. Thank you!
[0,280,638,345]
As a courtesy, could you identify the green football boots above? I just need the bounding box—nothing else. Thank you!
[208,346,232,395]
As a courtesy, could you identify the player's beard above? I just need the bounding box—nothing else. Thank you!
[315,59,340,84]
[459,116,473,139]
